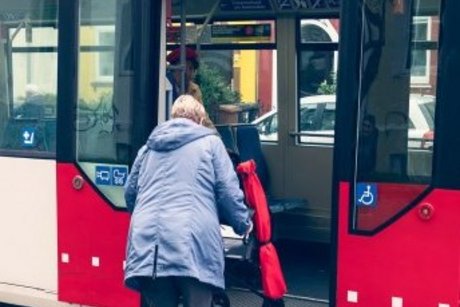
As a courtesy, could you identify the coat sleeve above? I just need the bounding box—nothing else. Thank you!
[124,145,148,213]
[212,138,251,235]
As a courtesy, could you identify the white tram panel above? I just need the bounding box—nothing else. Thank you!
[0,157,58,305]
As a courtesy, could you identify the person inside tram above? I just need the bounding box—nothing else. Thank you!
[123,94,252,307]
[15,84,47,119]
[166,47,217,129]
[166,47,203,103]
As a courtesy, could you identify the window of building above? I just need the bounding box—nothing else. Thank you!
[411,17,431,85]
[96,28,115,81]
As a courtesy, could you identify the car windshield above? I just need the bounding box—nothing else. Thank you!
[419,101,435,129]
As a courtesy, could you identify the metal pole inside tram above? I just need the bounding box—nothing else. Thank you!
[179,0,186,94]
[196,0,221,54]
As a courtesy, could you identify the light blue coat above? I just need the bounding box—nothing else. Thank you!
[124,118,251,291]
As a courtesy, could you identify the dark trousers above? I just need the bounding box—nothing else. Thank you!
[141,276,214,307]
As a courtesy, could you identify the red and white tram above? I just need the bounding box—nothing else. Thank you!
[0,0,459,306]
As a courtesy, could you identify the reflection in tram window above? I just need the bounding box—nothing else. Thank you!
[354,0,440,232]
[76,0,132,209]
[357,114,379,178]
[77,24,116,163]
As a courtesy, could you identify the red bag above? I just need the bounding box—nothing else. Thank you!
[236,160,287,300]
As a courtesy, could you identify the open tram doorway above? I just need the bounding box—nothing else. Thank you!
[165,1,339,305]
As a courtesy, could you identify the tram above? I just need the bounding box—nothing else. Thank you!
[0,0,458,306]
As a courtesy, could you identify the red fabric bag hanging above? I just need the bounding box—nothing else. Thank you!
[236,160,287,300]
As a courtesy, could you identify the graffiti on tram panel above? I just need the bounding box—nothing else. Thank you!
[275,0,340,10]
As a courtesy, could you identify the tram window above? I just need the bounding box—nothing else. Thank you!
[297,19,339,145]
[166,47,277,130]
[353,0,440,232]
[0,2,58,155]
[77,24,116,162]
[300,19,339,43]
[199,49,277,127]
[76,0,131,209]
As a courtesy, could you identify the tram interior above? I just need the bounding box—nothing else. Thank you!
[165,0,439,304]
[165,1,339,303]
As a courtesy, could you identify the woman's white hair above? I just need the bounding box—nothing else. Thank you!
[171,95,206,124]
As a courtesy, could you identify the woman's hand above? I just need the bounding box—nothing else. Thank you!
[243,221,253,244]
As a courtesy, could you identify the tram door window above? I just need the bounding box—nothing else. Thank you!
[264,18,339,242]
[353,0,440,231]
[0,1,58,154]
[297,19,338,145]
[76,0,134,208]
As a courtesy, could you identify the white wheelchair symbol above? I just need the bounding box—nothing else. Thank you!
[358,185,374,206]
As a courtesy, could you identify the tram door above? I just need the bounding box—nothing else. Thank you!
[334,0,460,306]
[56,1,161,306]
[271,16,339,242]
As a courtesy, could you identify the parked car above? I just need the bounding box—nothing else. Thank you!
[253,94,435,149]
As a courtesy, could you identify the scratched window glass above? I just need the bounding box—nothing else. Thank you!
[76,0,133,208]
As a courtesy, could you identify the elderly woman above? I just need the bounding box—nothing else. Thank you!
[124,95,252,307]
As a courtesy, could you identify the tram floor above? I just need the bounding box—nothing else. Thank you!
[225,240,330,305]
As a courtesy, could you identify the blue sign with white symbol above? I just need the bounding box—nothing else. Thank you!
[112,167,128,186]
[356,183,377,207]
[95,166,112,185]
[95,165,129,186]
[21,127,37,147]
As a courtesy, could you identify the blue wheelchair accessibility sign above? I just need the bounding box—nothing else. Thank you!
[356,183,378,207]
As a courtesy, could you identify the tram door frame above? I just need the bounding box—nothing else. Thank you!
[55,1,162,306]
[331,0,460,306]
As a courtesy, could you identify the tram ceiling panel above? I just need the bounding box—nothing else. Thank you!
[80,0,117,24]
[0,0,57,23]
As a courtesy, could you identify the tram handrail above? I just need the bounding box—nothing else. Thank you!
[288,131,334,138]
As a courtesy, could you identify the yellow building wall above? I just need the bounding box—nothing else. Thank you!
[226,21,260,104]
[235,50,257,103]
[79,27,113,105]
